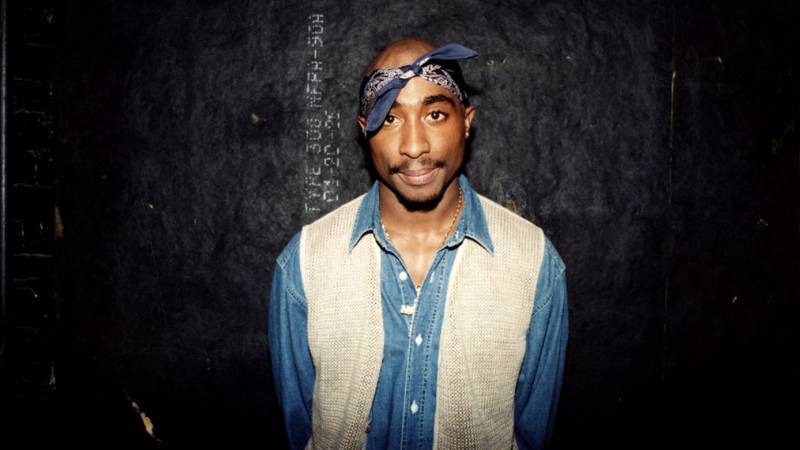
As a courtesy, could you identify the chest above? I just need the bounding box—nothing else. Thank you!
[387,237,442,288]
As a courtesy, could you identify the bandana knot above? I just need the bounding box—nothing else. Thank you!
[399,68,418,79]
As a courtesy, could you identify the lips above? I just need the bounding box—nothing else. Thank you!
[397,167,439,186]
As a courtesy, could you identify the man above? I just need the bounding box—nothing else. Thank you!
[269,37,568,450]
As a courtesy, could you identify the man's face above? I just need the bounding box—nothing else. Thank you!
[359,77,475,208]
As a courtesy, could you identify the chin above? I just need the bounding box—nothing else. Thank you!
[392,182,449,211]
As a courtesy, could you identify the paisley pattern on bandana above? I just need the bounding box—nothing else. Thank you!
[418,64,466,102]
[359,64,465,117]
[359,64,466,118]
[357,43,479,134]
[360,68,404,116]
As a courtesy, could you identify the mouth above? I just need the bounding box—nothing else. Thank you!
[396,167,440,186]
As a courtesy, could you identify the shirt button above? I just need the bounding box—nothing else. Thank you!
[415,335,423,346]
[398,271,408,281]
[410,401,418,414]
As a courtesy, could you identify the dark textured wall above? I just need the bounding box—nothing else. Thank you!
[8,0,791,448]
[664,2,799,447]
[1,0,59,443]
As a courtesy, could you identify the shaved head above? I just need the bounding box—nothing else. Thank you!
[364,36,436,75]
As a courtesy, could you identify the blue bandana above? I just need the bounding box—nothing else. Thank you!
[359,43,479,134]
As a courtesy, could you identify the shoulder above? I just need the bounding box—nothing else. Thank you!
[299,193,369,265]
[476,194,566,276]
[532,235,567,315]
[302,194,366,233]
[541,235,566,277]
[478,195,543,234]
[274,191,366,273]
[272,231,309,308]
[276,232,302,271]
[539,236,566,298]
[477,194,545,252]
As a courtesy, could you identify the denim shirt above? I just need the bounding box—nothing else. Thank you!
[269,175,568,450]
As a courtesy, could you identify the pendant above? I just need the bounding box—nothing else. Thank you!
[399,304,416,316]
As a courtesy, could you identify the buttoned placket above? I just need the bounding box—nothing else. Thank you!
[361,178,481,450]
[379,232,461,450]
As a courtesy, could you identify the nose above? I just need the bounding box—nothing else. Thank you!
[399,118,430,159]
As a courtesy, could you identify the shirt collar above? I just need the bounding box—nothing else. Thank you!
[348,174,495,255]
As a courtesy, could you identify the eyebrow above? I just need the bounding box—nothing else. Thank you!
[391,94,456,109]
[422,94,455,107]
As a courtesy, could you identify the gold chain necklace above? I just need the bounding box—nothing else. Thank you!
[381,185,464,249]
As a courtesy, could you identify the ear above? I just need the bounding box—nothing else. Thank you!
[463,105,476,136]
[357,115,367,133]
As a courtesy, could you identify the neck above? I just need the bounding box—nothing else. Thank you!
[379,178,462,239]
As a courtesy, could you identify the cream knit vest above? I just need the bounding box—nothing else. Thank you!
[299,193,544,450]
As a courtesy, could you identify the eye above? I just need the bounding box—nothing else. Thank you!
[384,115,397,125]
[427,111,447,122]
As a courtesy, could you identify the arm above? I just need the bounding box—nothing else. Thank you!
[268,233,315,450]
[514,237,569,450]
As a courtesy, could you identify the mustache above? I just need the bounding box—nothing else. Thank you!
[388,158,446,174]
